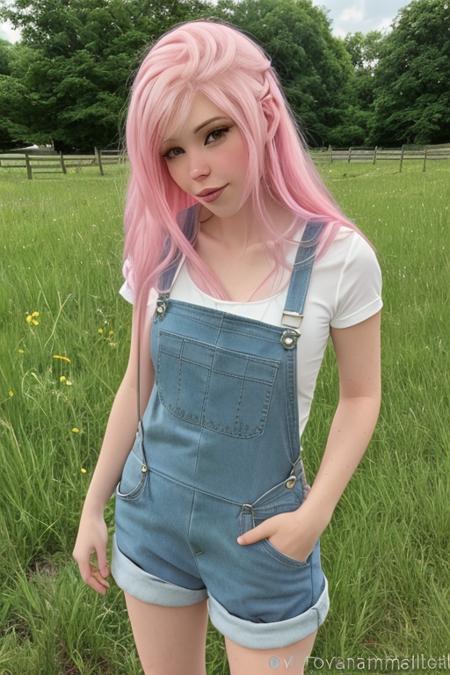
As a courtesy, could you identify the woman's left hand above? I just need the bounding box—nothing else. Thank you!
[237,506,329,564]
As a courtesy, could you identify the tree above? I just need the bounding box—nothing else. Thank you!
[369,0,450,145]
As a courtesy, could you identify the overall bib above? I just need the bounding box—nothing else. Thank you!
[111,213,330,649]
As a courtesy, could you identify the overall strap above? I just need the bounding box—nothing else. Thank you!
[279,219,326,349]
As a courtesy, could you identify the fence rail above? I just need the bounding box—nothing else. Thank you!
[0,144,448,179]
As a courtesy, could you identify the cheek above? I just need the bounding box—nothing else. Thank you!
[222,134,248,172]
[231,134,248,170]
[165,162,183,186]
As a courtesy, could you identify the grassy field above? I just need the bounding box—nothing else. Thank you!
[0,160,449,674]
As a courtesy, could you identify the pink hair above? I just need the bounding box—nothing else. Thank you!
[120,17,378,402]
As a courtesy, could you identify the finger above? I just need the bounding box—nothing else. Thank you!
[96,547,109,577]
[92,569,110,589]
[89,570,110,594]
[78,559,93,583]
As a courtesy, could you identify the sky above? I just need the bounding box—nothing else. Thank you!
[0,0,413,43]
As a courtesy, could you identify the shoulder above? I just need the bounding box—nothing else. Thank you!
[320,224,381,272]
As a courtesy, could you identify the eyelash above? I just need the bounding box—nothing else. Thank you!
[162,126,231,160]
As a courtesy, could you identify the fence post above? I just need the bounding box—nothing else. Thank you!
[422,146,427,173]
[373,146,378,165]
[328,144,332,163]
[400,145,404,173]
[95,146,104,176]
[25,151,32,179]
[59,151,67,174]
[348,146,352,164]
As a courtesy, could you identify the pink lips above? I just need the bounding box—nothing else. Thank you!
[198,185,228,202]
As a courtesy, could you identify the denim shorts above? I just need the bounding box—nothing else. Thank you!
[111,443,329,650]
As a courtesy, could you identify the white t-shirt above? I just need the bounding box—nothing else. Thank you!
[119,225,383,438]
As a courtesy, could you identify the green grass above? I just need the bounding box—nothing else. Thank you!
[0,160,449,673]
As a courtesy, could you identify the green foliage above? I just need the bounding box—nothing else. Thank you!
[0,0,448,150]
[369,0,450,145]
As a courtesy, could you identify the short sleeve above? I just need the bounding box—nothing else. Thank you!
[118,259,158,308]
[330,233,383,328]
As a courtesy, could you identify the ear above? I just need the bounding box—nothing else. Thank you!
[260,93,280,142]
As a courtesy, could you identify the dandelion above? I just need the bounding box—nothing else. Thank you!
[71,427,80,433]
[59,376,72,385]
[98,327,104,335]
[25,311,40,326]
[81,467,87,474]
[8,389,14,397]
[53,354,71,363]
[18,348,25,354]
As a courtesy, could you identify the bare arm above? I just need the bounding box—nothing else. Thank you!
[296,309,382,526]
[81,301,155,518]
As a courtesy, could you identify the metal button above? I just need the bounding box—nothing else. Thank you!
[141,464,148,473]
[285,476,297,489]
[280,329,300,349]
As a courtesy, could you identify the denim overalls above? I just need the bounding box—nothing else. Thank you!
[111,208,330,649]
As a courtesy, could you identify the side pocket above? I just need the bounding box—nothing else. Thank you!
[255,509,313,568]
[238,475,313,568]
[115,433,149,501]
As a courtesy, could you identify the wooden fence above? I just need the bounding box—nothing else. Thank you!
[0,147,125,179]
[0,144,448,179]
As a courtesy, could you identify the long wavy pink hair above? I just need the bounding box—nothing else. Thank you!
[120,17,377,406]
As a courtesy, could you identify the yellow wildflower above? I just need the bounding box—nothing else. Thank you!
[53,354,71,363]
[25,311,40,326]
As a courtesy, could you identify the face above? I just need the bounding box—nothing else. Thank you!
[159,91,248,213]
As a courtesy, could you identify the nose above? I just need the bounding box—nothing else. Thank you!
[190,165,211,180]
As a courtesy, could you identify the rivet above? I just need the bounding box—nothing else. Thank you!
[141,464,148,473]
[285,476,296,489]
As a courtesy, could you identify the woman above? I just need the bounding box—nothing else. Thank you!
[73,17,382,675]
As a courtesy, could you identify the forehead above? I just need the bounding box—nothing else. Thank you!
[162,91,228,142]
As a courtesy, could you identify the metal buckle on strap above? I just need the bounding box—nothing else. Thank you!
[155,292,170,318]
[280,311,303,349]
[281,310,303,329]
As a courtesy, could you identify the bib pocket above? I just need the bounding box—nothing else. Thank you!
[156,329,280,439]
[115,431,149,501]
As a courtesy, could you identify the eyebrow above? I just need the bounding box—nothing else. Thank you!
[162,116,229,145]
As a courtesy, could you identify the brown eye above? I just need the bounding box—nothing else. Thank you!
[163,126,231,160]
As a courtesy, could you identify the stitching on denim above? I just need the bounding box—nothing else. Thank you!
[159,329,281,368]
[157,327,277,438]
[166,299,284,334]
[220,325,281,345]
[234,357,247,430]
[260,539,311,568]
[158,349,277,385]
[175,338,184,411]
[149,465,242,506]
[115,467,148,501]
